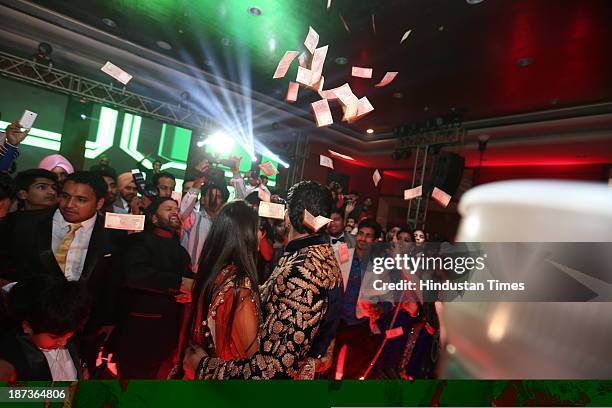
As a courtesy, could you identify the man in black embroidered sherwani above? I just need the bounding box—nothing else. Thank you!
[183,181,343,379]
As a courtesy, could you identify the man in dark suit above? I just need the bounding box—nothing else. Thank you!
[327,208,357,249]
[0,171,123,369]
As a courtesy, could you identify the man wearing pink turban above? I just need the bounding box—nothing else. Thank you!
[38,154,74,186]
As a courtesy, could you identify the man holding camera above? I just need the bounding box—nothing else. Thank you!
[180,159,229,272]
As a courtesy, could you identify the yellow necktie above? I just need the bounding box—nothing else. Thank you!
[55,223,82,272]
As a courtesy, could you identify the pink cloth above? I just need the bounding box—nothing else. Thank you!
[38,154,74,174]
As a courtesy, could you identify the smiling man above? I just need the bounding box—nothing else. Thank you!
[0,171,123,369]
[111,196,194,379]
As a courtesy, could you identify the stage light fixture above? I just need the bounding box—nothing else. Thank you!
[33,42,54,68]
[248,6,262,16]
[517,57,533,67]
[366,128,374,134]
[156,40,172,50]
[102,18,117,28]
[478,134,490,153]
[179,91,191,109]
[199,131,235,154]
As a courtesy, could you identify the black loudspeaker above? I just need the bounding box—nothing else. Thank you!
[426,152,465,195]
[327,172,350,193]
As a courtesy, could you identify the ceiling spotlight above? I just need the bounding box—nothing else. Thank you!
[466,0,485,4]
[80,114,87,120]
[334,57,348,65]
[517,57,533,67]
[102,18,117,28]
[248,6,262,16]
[268,38,276,52]
[366,128,374,134]
[156,40,172,50]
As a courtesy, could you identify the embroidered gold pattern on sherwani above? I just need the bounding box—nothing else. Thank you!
[196,241,342,379]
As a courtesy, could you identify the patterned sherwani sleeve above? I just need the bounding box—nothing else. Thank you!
[196,244,342,379]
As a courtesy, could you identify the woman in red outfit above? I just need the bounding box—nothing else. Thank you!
[182,201,261,377]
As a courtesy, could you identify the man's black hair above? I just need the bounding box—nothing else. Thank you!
[358,218,382,240]
[8,274,91,335]
[152,171,176,186]
[92,169,116,182]
[398,227,412,236]
[287,181,332,234]
[244,191,261,207]
[14,169,57,192]
[330,207,344,219]
[201,181,229,202]
[64,171,107,200]
[147,196,178,217]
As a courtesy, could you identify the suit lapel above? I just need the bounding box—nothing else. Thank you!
[80,216,105,282]
[37,211,64,277]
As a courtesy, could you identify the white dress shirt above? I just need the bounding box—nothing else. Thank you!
[245,183,271,197]
[230,176,270,200]
[51,209,97,281]
[330,232,347,250]
[43,348,78,381]
[180,188,213,272]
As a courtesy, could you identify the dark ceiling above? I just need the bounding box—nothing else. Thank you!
[14,0,612,136]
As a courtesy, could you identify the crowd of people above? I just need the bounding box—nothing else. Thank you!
[0,118,446,381]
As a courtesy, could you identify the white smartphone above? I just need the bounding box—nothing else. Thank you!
[19,110,38,130]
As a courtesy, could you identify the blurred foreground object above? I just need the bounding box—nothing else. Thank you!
[441,180,612,378]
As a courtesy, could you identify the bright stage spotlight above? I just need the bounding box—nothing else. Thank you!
[265,152,290,168]
[198,131,235,154]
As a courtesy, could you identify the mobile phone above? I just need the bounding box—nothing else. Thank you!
[19,110,38,130]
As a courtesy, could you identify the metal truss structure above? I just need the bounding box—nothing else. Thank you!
[405,126,466,229]
[0,51,213,130]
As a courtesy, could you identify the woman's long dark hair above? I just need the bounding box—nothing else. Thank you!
[188,200,261,350]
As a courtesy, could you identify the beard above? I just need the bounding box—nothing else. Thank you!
[156,216,181,231]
